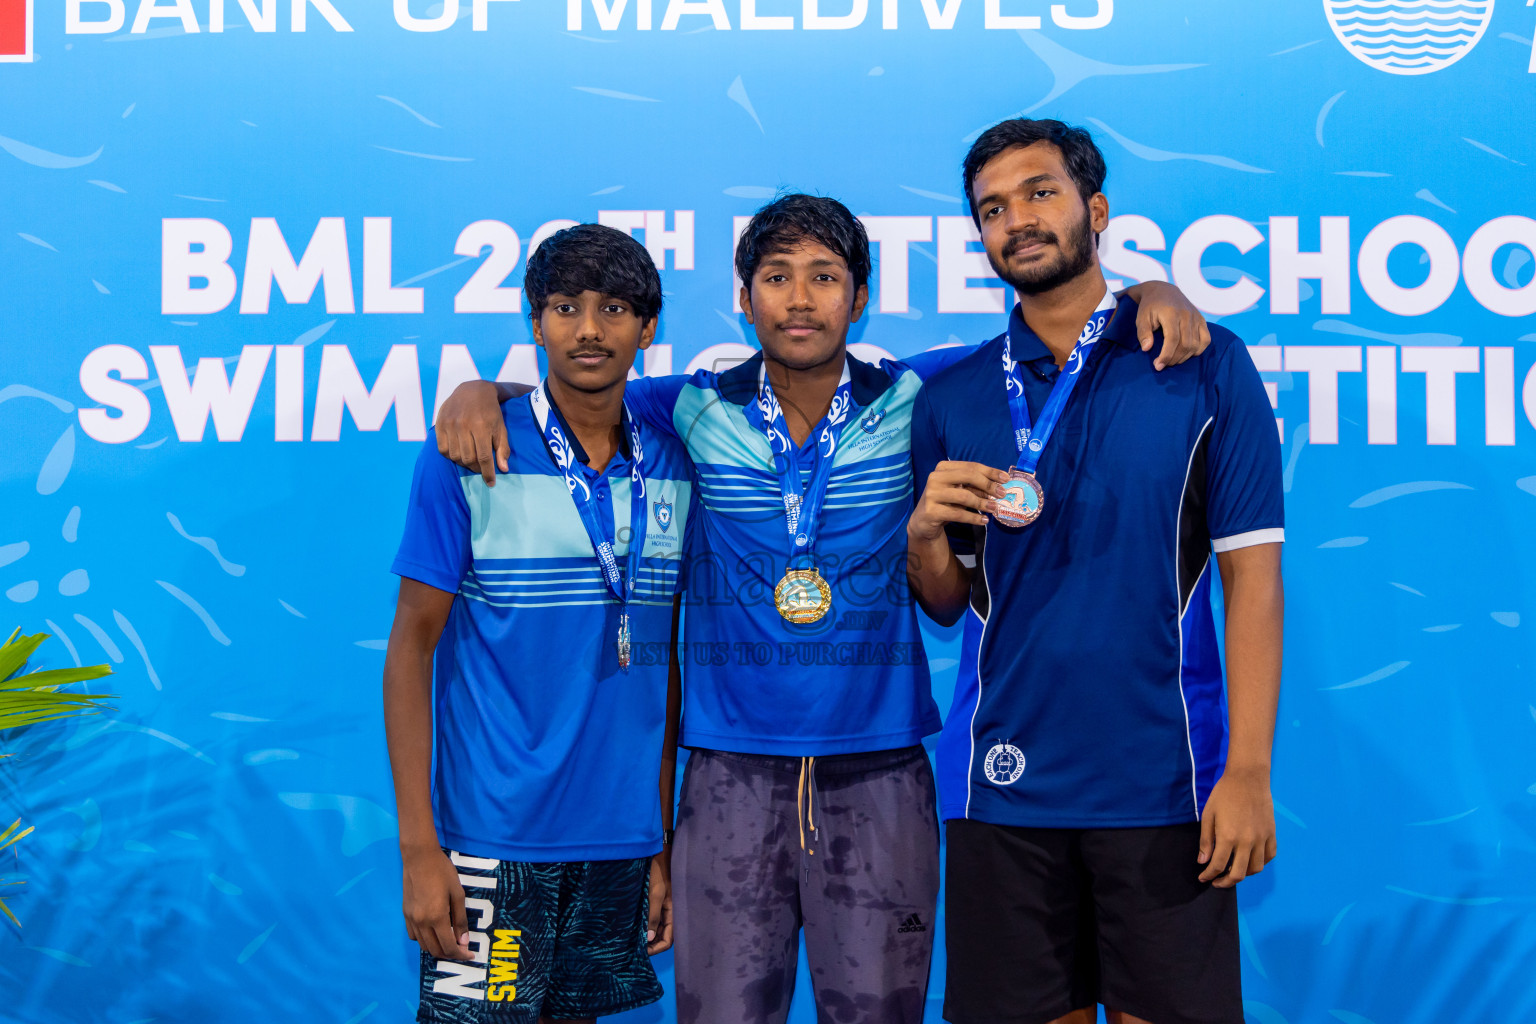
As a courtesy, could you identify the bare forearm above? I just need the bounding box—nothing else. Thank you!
[907,533,972,626]
[384,643,440,853]
[1221,556,1283,773]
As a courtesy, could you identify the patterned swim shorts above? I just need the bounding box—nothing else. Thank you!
[417,850,662,1023]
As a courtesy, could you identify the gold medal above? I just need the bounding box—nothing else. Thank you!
[774,568,832,624]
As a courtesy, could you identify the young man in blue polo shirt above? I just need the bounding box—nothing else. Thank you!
[434,194,1209,1023]
[908,119,1284,1024]
[383,224,694,1023]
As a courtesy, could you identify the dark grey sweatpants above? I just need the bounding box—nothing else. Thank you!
[673,746,940,1024]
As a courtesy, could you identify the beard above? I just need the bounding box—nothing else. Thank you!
[990,208,1097,296]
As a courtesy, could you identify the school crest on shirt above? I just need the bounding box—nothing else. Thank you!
[983,743,1026,786]
[861,409,885,433]
[653,498,673,532]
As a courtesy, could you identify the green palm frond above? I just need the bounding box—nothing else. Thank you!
[0,887,20,928]
[1,629,116,928]
[0,819,34,851]
[0,819,34,928]
[0,629,116,734]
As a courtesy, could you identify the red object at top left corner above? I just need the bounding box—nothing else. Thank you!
[1,0,32,60]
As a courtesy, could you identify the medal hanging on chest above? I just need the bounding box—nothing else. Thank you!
[745,361,853,624]
[986,289,1117,528]
[773,567,833,625]
[531,382,648,670]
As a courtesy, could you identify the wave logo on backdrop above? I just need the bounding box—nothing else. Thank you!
[1324,0,1495,76]
[0,0,32,62]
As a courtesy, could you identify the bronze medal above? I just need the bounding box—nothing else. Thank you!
[987,468,1044,527]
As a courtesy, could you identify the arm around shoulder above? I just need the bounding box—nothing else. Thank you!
[1121,280,1211,370]
[437,380,517,486]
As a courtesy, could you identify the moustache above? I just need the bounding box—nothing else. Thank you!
[1004,231,1057,259]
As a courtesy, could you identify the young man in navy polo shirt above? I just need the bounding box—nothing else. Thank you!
[433,195,1210,1023]
[908,119,1284,1024]
[384,224,694,1023]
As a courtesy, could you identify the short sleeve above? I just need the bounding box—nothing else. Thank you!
[911,383,976,557]
[391,430,474,593]
[625,374,689,439]
[1205,336,1285,552]
[891,344,976,383]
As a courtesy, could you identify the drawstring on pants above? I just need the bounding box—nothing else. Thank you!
[796,756,818,856]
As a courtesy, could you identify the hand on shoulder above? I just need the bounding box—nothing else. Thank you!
[436,380,512,485]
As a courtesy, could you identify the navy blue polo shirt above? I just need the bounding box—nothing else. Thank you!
[912,294,1284,829]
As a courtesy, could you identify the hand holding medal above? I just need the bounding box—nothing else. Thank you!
[909,461,1013,540]
[987,469,1045,527]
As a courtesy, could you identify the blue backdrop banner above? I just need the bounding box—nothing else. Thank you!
[2,1,1535,1021]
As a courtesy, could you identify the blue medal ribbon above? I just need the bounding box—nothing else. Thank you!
[1003,288,1117,474]
[530,381,647,667]
[743,359,853,568]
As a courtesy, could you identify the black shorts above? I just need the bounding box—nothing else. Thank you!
[943,820,1242,1024]
[418,850,663,1023]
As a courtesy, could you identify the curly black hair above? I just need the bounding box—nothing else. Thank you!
[524,223,663,323]
[734,192,871,295]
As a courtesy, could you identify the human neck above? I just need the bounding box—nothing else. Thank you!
[545,373,625,469]
[1016,267,1111,368]
[763,348,846,448]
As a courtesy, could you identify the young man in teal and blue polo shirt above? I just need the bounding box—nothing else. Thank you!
[383,224,695,1023]
[434,194,1210,1023]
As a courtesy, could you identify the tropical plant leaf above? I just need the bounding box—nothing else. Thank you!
[0,821,35,850]
[0,690,115,706]
[0,664,113,692]
[1,821,34,929]
[0,631,50,683]
[0,632,115,734]
[0,632,114,930]
[0,691,115,708]
[0,709,108,731]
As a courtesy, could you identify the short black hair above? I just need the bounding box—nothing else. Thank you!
[962,118,1107,226]
[524,223,663,324]
[735,192,871,294]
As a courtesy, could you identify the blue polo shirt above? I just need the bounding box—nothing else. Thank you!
[391,391,695,862]
[626,351,961,756]
[912,295,1284,828]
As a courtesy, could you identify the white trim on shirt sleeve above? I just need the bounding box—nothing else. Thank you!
[1211,528,1285,553]
[956,554,977,569]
